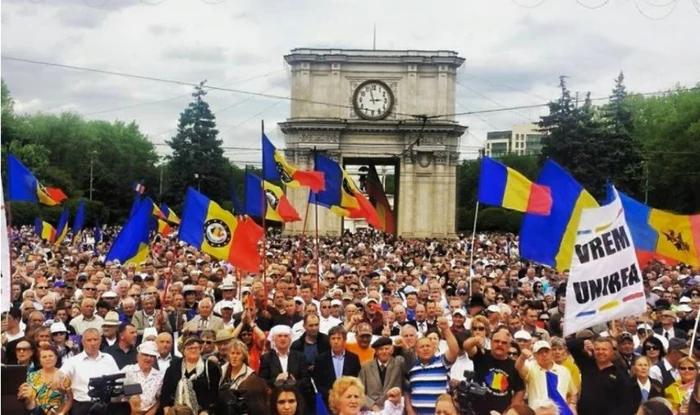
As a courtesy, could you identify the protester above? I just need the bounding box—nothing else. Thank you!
[18,344,73,415]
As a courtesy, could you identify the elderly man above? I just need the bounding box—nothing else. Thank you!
[359,336,414,412]
[318,298,342,334]
[70,298,105,335]
[60,328,120,415]
[184,298,224,332]
[345,322,376,364]
[516,340,577,414]
[155,332,174,373]
[122,341,164,415]
[132,296,172,335]
[405,317,459,415]
[259,325,310,390]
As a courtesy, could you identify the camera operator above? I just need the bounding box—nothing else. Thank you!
[59,328,120,415]
[463,330,525,415]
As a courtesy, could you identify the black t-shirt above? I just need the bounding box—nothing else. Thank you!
[471,349,525,414]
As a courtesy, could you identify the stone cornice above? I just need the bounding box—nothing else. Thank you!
[285,48,465,68]
[279,119,468,136]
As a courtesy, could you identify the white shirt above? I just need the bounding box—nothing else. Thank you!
[122,364,163,411]
[449,353,474,381]
[158,353,172,373]
[5,329,25,343]
[277,350,290,373]
[291,320,305,341]
[60,351,120,402]
[319,315,342,335]
[214,299,243,315]
[522,361,574,404]
[650,358,680,384]
[638,378,651,395]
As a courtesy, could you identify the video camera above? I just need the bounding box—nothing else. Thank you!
[451,371,490,415]
[87,373,143,415]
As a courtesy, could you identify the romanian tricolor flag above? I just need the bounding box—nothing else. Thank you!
[156,219,172,237]
[478,156,552,215]
[71,200,85,245]
[151,201,166,220]
[311,154,381,230]
[160,203,181,225]
[54,207,70,245]
[616,189,700,267]
[366,165,396,234]
[106,196,152,268]
[179,188,262,273]
[34,218,56,243]
[244,173,301,223]
[8,155,67,206]
[262,133,325,192]
[520,160,599,271]
[133,181,146,194]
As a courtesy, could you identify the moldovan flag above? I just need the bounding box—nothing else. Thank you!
[71,200,85,245]
[478,156,552,215]
[244,173,301,223]
[8,154,67,206]
[520,160,599,271]
[35,218,57,243]
[160,203,181,225]
[366,165,396,234]
[156,219,172,237]
[563,187,646,336]
[262,133,325,192]
[310,153,381,230]
[179,188,262,273]
[54,207,70,245]
[614,188,700,268]
[106,197,152,268]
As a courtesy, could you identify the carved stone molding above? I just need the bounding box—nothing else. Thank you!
[449,151,460,165]
[434,151,449,165]
[297,131,341,144]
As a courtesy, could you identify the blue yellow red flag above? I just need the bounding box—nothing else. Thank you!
[54,207,70,245]
[478,156,552,215]
[71,200,86,245]
[106,196,152,268]
[8,155,67,206]
[614,188,700,267]
[262,133,325,192]
[34,218,56,243]
[244,173,301,223]
[519,160,599,270]
[179,188,262,273]
[160,203,181,225]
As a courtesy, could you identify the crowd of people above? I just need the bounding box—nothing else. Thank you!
[2,225,700,415]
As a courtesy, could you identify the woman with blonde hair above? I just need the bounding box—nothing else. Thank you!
[434,394,458,415]
[664,355,697,414]
[328,376,402,415]
[470,315,491,350]
[219,340,254,390]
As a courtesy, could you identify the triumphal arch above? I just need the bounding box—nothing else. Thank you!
[279,48,466,237]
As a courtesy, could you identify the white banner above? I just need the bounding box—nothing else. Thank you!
[1,179,11,312]
[564,188,646,336]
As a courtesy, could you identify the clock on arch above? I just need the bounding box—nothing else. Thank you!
[352,80,394,120]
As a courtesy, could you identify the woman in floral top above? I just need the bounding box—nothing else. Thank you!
[17,344,73,415]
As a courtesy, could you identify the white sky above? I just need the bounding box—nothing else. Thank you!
[2,0,698,166]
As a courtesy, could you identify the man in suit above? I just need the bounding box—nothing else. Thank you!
[313,326,361,408]
[408,304,435,335]
[260,324,310,388]
[358,336,414,411]
[654,310,687,340]
[291,313,331,372]
[183,298,224,333]
[131,296,172,335]
[233,295,273,332]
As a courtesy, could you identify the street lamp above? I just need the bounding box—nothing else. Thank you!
[89,151,98,201]
[194,173,201,192]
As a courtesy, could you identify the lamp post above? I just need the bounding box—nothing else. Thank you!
[89,151,97,201]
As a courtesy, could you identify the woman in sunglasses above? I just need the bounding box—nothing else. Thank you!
[507,341,521,361]
[641,337,665,366]
[469,316,491,350]
[664,356,698,414]
[199,330,217,360]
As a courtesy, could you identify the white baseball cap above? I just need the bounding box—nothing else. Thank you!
[514,330,532,341]
[137,341,159,357]
[50,321,68,334]
[533,340,551,353]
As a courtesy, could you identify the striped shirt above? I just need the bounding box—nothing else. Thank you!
[407,354,453,415]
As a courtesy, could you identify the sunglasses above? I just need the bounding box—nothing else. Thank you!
[36,286,48,289]
[16,347,32,352]
[507,352,519,357]
[496,297,505,301]
[84,288,96,291]
[645,345,660,351]
[321,306,331,309]
[540,318,550,322]
[472,326,486,332]
[202,340,213,345]
[679,366,697,371]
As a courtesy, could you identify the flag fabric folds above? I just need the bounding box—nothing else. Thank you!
[179,188,262,273]
[8,155,67,206]
[262,133,325,192]
[151,201,166,220]
[156,219,173,237]
[366,165,396,234]
[94,221,103,243]
[35,218,56,243]
[478,156,553,215]
[244,173,301,223]
[615,188,700,267]
[71,200,85,245]
[106,197,152,267]
[546,371,574,415]
[54,207,70,245]
[310,154,382,229]
[519,160,599,271]
[231,184,244,215]
[160,203,181,225]
[130,194,141,217]
[133,181,146,194]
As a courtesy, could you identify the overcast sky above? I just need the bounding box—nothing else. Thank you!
[2,0,698,166]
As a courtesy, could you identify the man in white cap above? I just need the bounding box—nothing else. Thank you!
[122,341,164,415]
[516,340,577,414]
[100,311,121,351]
[515,330,533,352]
[260,325,310,389]
[214,282,242,315]
[318,298,342,335]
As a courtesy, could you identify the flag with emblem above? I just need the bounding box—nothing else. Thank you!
[262,133,325,192]
[179,187,262,273]
[244,173,301,223]
[8,154,67,206]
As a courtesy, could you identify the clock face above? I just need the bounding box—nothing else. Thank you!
[353,80,394,120]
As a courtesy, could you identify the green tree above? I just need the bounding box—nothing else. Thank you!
[165,81,230,205]
[599,72,645,197]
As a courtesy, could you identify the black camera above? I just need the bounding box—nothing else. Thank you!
[451,371,490,415]
[87,373,143,415]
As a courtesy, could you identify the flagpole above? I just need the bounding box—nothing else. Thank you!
[691,305,700,354]
[295,192,311,278]
[468,201,480,299]
[313,147,321,300]
[261,120,268,309]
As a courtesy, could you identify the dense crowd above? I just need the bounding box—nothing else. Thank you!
[2,225,700,415]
